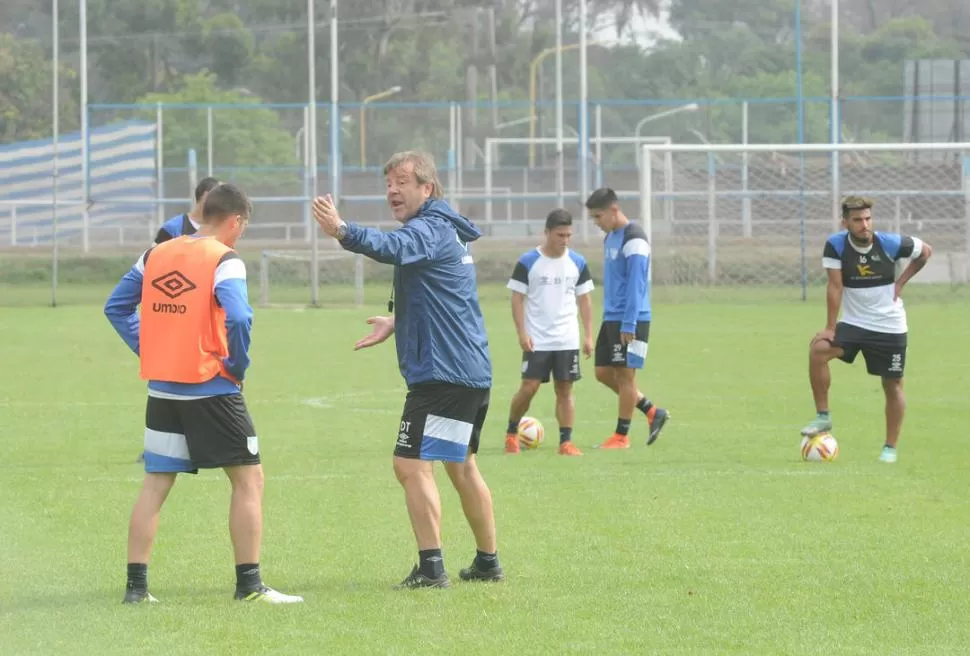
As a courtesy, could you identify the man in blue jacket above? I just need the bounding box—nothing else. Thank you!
[312,150,502,590]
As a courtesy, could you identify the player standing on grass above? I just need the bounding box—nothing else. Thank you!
[800,196,933,463]
[503,208,594,456]
[585,188,670,449]
[311,150,503,589]
[104,182,303,605]
[153,176,221,244]
[136,176,224,465]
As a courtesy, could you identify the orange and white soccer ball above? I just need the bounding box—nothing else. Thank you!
[517,416,544,449]
[801,432,839,462]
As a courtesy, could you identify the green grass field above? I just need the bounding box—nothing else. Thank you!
[1,283,969,655]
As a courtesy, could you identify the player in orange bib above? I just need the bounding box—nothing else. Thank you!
[104,182,302,605]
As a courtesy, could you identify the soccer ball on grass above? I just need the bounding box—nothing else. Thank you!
[800,432,839,462]
[517,416,545,449]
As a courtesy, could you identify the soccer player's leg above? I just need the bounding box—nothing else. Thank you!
[802,323,855,437]
[505,352,549,453]
[392,383,481,589]
[627,321,670,445]
[180,394,303,603]
[860,332,907,463]
[552,350,582,455]
[450,392,505,583]
[124,396,196,604]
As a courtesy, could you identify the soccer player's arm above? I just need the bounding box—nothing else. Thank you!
[821,241,843,331]
[104,250,150,354]
[893,234,932,290]
[507,260,530,344]
[338,219,436,266]
[621,237,650,335]
[576,262,595,342]
[213,254,254,382]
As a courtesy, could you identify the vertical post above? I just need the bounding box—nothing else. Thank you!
[663,150,674,226]
[555,0,564,212]
[51,0,59,306]
[448,102,457,206]
[308,0,318,305]
[260,251,269,307]
[578,0,589,242]
[830,0,841,232]
[187,149,198,198]
[309,0,320,306]
[207,105,214,176]
[595,103,603,189]
[484,139,493,227]
[795,0,808,300]
[639,145,653,284]
[741,100,752,237]
[155,102,164,237]
[707,152,717,284]
[80,0,89,254]
[456,104,463,209]
[329,0,339,208]
[522,168,528,225]
[303,104,311,243]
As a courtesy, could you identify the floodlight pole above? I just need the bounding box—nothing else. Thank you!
[578,0,589,242]
[555,0,564,211]
[51,0,60,306]
[308,0,319,307]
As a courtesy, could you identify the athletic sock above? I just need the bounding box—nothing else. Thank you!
[126,563,148,593]
[474,550,499,571]
[235,563,262,593]
[616,418,631,436]
[418,549,444,579]
[506,419,519,435]
[818,411,831,419]
[559,427,573,444]
[636,397,654,415]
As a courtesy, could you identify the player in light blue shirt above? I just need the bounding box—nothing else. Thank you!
[585,188,670,449]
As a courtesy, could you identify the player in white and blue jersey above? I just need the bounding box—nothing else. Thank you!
[504,209,595,456]
[802,196,933,463]
[153,176,221,244]
[585,188,669,450]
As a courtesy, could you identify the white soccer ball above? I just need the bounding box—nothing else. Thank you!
[801,432,839,462]
[517,416,544,449]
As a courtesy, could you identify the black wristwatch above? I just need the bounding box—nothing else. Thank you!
[336,223,348,240]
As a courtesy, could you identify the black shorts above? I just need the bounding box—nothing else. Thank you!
[395,383,490,463]
[522,350,581,382]
[594,321,650,369]
[833,322,907,378]
[143,394,260,474]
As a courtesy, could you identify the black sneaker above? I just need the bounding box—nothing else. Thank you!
[122,588,158,604]
[459,561,505,582]
[647,407,670,445]
[394,564,450,589]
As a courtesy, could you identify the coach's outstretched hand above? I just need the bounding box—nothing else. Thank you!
[312,194,345,238]
[354,315,395,351]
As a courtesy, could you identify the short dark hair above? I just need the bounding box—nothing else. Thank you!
[194,177,221,202]
[585,187,618,210]
[545,208,572,230]
[841,195,873,218]
[202,183,252,224]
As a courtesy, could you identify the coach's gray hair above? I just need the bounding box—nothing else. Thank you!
[383,150,444,200]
